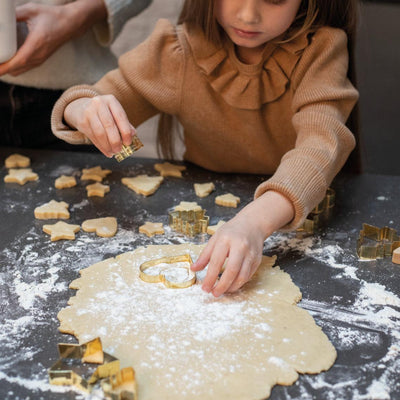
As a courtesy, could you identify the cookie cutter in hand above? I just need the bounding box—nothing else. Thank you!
[114,136,143,162]
[48,337,120,392]
[357,223,400,259]
[139,254,196,289]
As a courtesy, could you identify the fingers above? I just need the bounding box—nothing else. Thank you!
[109,101,134,146]
[201,243,229,294]
[191,237,216,271]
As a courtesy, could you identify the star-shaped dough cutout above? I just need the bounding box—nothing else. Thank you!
[154,162,186,178]
[121,175,164,196]
[55,175,77,189]
[81,166,111,182]
[215,193,241,208]
[194,182,215,198]
[43,221,80,241]
[82,217,118,238]
[174,201,202,212]
[5,153,31,168]
[207,220,226,235]
[139,222,165,237]
[4,168,39,185]
[34,200,70,219]
[86,182,110,197]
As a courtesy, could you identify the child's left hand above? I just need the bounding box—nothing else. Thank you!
[191,191,295,297]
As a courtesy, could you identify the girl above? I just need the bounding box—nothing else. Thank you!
[51,0,359,297]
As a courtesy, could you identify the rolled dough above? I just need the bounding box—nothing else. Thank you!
[58,244,336,399]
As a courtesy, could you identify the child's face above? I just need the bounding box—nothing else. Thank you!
[215,0,302,62]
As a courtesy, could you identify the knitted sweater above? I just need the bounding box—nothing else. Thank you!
[0,0,151,89]
[51,19,359,229]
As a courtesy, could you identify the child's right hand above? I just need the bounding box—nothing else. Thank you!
[64,95,136,157]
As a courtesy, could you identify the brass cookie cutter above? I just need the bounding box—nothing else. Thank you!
[296,188,335,237]
[357,223,400,259]
[168,208,209,237]
[139,254,196,289]
[101,367,137,400]
[114,136,143,162]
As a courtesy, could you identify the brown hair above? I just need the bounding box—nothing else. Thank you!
[158,0,361,170]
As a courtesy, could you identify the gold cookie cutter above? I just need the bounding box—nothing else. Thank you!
[357,223,400,259]
[114,136,143,162]
[139,254,196,289]
[49,337,137,399]
[296,188,335,237]
[168,208,209,237]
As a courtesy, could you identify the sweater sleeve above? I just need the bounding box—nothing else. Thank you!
[254,27,359,230]
[51,19,184,144]
[93,0,152,46]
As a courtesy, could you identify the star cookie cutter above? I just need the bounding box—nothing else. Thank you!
[114,136,143,162]
[101,367,137,400]
[49,337,120,393]
[296,188,335,237]
[168,208,209,237]
[357,223,400,259]
[139,254,196,289]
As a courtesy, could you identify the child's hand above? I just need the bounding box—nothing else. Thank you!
[191,191,295,297]
[64,95,135,157]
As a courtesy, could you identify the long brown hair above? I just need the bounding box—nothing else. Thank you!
[158,0,361,170]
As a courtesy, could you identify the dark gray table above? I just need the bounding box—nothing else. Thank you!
[0,147,399,400]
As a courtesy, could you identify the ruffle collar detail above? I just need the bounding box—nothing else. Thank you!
[183,24,310,110]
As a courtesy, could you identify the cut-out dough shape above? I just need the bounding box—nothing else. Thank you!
[58,244,337,400]
[154,162,186,178]
[121,175,164,196]
[5,153,30,168]
[215,193,241,208]
[174,201,202,212]
[4,168,38,185]
[81,166,111,182]
[194,182,215,198]
[139,254,196,289]
[82,217,118,238]
[55,175,77,189]
[86,182,110,197]
[139,222,165,237]
[207,220,226,235]
[43,221,80,241]
[34,200,70,219]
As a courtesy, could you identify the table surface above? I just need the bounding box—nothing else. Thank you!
[0,147,399,400]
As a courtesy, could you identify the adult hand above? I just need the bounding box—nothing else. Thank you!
[191,190,295,297]
[0,0,106,76]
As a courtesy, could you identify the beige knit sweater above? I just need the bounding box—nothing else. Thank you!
[52,19,359,229]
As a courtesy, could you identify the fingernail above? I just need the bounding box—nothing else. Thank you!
[202,284,210,293]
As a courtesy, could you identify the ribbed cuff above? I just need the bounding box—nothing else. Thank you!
[50,85,101,145]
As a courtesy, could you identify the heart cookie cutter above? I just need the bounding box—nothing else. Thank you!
[139,254,196,289]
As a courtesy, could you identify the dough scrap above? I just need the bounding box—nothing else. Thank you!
[81,166,111,182]
[82,217,118,238]
[207,220,226,235]
[86,182,110,197]
[139,222,165,237]
[4,168,38,185]
[55,175,77,189]
[174,201,202,212]
[34,200,70,220]
[215,193,240,208]
[122,175,164,196]
[194,182,215,198]
[154,162,186,178]
[43,221,80,241]
[58,244,337,400]
[5,153,30,168]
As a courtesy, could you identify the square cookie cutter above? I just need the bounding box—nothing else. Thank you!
[114,136,143,162]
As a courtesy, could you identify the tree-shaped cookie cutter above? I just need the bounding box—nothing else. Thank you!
[168,208,209,237]
[139,254,196,289]
[114,135,143,162]
[49,337,137,398]
[296,188,335,237]
[357,223,400,259]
